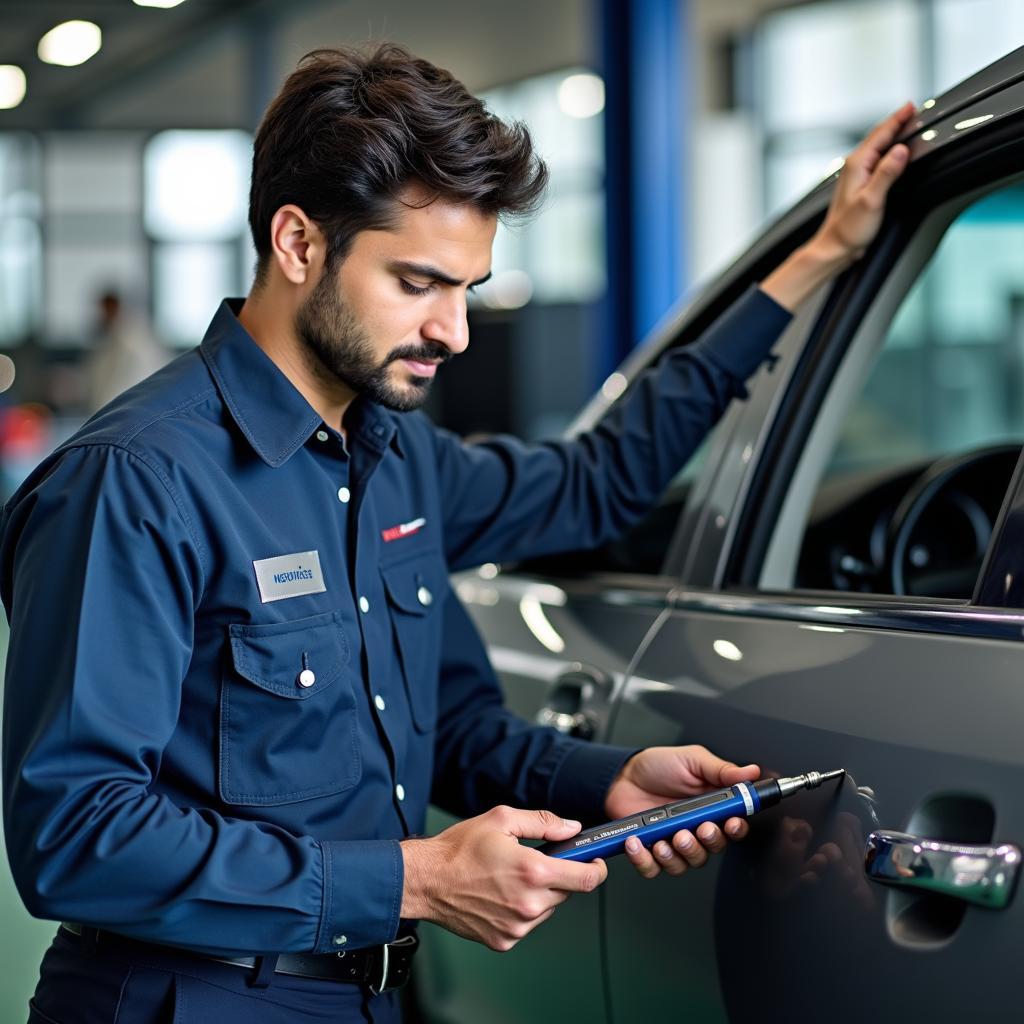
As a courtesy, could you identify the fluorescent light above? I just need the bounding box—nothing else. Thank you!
[144,130,252,241]
[38,21,102,67]
[0,66,26,110]
[133,0,188,7]
[558,73,605,119]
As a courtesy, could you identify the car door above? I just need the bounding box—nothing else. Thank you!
[603,98,1024,1022]
[414,571,669,1024]
[412,199,829,1024]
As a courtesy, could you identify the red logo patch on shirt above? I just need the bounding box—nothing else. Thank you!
[381,517,426,542]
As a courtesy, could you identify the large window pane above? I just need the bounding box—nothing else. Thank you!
[154,243,235,346]
[46,133,142,215]
[0,134,42,345]
[473,67,605,309]
[44,242,147,347]
[760,0,921,134]
[144,130,251,242]
[934,0,1024,96]
[43,133,146,347]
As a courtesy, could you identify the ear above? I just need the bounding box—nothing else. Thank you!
[269,204,326,285]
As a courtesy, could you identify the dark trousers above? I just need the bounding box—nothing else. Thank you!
[27,928,402,1024]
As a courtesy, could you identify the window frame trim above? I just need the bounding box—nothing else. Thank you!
[719,112,1024,612]
[668,585,1024,643]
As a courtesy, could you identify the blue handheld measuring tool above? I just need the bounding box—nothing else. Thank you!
[539,769,845,862]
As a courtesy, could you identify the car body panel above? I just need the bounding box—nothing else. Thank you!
[605,605,1024,1022]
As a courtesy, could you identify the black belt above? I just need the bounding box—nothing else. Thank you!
[59,922,417,993]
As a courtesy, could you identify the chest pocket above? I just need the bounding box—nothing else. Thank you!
[219,609,359,806]
[381,551,447,734]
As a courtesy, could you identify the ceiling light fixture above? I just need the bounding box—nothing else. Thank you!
[133,0,189,8]
[558,73,605,119]
[38,20,102,67]
[0,65,27,110]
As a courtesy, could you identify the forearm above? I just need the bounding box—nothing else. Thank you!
[759,237,854,313]
[437,286,793,570]
[762,103,915,312]
[433,700,632,825]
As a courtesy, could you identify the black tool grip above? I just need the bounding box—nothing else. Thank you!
[753,779,782,809]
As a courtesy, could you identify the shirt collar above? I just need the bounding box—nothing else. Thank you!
[199,299,403,468]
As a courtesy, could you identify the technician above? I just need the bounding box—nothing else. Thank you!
[1,44,912,1024]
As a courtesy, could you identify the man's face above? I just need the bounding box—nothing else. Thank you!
[295,188,496,411]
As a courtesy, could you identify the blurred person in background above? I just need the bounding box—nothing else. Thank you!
[1,43,911,1024]
[86,288,169,413]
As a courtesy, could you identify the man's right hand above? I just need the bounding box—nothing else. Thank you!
[400,806,608,951]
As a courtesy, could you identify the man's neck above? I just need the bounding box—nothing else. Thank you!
[237,286,356,433]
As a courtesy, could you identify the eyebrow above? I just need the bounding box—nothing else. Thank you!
[389,260,492,288]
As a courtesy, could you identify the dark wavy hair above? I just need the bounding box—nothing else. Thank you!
[249,44,548,284]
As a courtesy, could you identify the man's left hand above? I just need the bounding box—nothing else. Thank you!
[604,745,759,879]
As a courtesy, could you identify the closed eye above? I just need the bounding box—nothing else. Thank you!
[400,279,435,297]
[401,278,479,297]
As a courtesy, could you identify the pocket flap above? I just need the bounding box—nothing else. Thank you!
[228,610,348,699]
[381,558,442,616]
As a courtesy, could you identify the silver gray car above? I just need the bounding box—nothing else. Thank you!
[416,44,1024,1024]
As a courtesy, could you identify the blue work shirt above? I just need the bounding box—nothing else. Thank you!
[1,288,790,958]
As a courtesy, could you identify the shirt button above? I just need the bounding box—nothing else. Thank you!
[417,586,433,607]
[359,596,370,614]
[315,430,329,442]
[395,784,406,801]
[298,669,316,688]
[337,487,351,503]
[332,934,347,947]
[374,694,386,712]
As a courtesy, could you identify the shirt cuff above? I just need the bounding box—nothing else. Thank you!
[692,284,793,393]
[546,741,641,826]
[315,838,403,952]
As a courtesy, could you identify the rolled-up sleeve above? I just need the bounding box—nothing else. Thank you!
[0,443,399,955]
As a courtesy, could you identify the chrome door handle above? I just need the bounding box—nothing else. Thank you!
[535,666,613,740]
[864,830,1022,909]
[536,708,593,736]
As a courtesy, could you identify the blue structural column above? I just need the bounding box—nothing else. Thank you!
[597,0,689,378]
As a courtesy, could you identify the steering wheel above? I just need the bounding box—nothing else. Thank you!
[886,444,1021,597]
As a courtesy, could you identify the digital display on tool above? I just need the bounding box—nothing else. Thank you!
[539,769,845,861]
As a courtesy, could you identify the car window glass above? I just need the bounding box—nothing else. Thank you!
[759,177,1024,600]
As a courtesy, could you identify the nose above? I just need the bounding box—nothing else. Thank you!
[422,291,469,356]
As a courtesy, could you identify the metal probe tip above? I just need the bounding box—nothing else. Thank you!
[776,768,846,797]
[802,768,846,789]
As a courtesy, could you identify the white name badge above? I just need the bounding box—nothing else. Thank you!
[253,550,327,603]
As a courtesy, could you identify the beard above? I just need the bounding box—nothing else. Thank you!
[294,268,450,412]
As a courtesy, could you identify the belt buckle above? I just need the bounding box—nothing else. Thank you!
[368,934,418,994]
